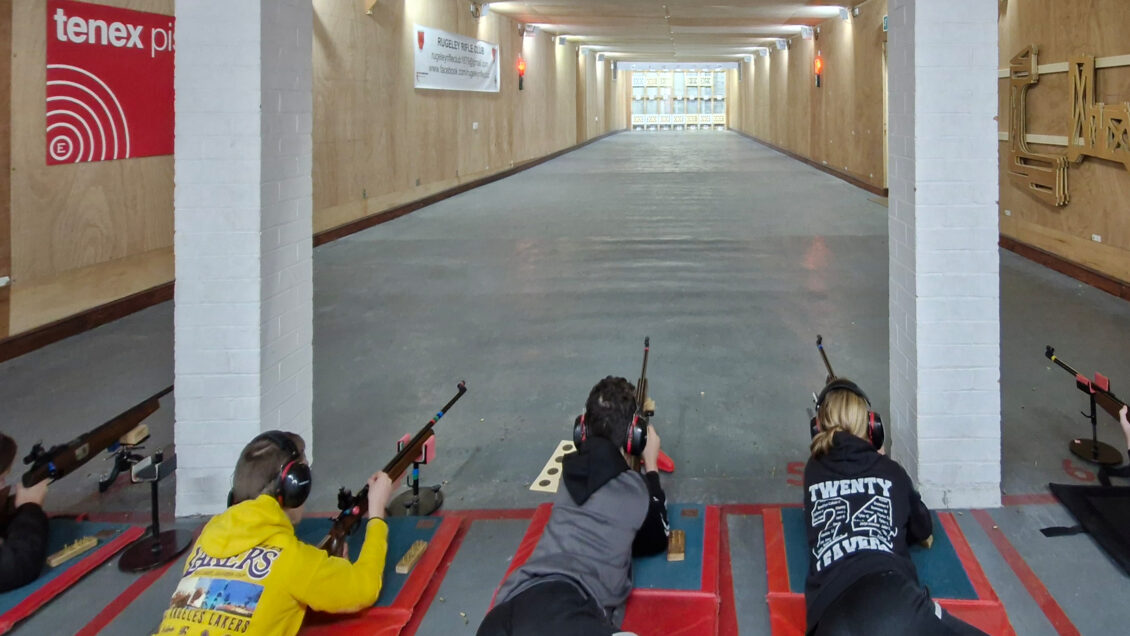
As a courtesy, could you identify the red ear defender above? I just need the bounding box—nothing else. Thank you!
[572,413,587,447]
[867,411,885,450]
[278,460,297,504]
[625,416,633,454]
[625,414,647,457]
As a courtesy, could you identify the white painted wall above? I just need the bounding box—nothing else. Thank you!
[888,0,1001,508]
[174,0,313,516]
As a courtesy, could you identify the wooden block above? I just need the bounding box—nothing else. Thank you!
[119,424,149,446]
[47,536,97,567]
[530,440,573,494]
[395,540,428,574]
[667,529,686,562]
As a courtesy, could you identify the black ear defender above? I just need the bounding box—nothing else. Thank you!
[573,411,648,457]
[811,379,885,450]
[228,431,312,509]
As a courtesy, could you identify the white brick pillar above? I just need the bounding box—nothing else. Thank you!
[174,0,313,516]
[887,0,1000,508]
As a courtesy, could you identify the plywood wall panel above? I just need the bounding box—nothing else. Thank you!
[3,0,610,335]
[731,0,886,191]
[312,0,590,234]
[999,0,1130,282]
[1,0,10,337]
[9,0,174,284]
[0,0,10,282]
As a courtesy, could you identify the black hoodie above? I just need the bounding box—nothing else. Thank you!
[494,437,668,626]
[803,432,933,632]
[0,502,49,592]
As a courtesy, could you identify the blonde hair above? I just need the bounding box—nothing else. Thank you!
[810,387,870,458]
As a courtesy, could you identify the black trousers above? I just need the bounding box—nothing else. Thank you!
[477,580,614,636]
[813,571,989,636]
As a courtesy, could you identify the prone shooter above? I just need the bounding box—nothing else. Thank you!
[156,380,468,636]
[0,386,169,592]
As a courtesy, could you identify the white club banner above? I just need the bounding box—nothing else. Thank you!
[413,25,500,93]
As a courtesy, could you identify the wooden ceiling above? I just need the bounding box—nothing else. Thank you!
[486,0,851,61]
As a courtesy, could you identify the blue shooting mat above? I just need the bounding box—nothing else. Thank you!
[293,516,440,607]
[780,507,976,599]
[0,519,137,615]
[631,503,705,591]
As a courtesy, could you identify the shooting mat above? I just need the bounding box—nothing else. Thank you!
[1049,482,1130,577]
[0,519,144,633]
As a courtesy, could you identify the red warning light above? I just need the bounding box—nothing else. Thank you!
[814,55,824,76]
[517,56,527,77]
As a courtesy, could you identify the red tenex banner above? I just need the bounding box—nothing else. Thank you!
[45,0,174,165]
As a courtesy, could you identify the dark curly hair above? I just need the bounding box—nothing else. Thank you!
[582,376,638,448]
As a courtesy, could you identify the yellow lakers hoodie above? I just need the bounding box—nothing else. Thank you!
[154,494,388,636]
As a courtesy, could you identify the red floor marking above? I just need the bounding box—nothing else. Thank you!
[400,518,472,636]
[437,508,537,521]
[76,554,181,636]
[971,510,1080,636]
[761,507,791,594]
[305,508,537,522]
[1001,493,1058,506]
[701,506,721,595]
[720,503,802,516]
[717,513,740,636]
[938,513,997,602]
[59,510,174,525]
[0,526,144,634]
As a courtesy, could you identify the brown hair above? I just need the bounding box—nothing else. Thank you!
[583,376,638,449]
[230,432,306,505]
[810,386,870,458]
[0,434,17,476]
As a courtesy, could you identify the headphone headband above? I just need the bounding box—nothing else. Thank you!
[815,378,871,410]
[256,431,300,460]
[812,379,884,451]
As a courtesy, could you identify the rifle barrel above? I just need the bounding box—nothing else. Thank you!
[1045,345,1081,377]
[382,382,467,478]
[637,337,650,409]
[320,381,467,555]
[22,385,171,487]
[817,335,836,380]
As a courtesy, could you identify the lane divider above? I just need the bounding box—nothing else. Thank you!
[971,509,1080,636]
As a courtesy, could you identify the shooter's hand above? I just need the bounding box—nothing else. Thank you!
[920,535,934,549]
[15,479,48,508]
[642,425,661,473]
[366,472,394,520]
[1120,405,1130,450]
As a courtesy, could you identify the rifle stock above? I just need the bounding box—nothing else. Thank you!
[21,386,169,488]
[319,382,467,557]
[1046,346,1127,421]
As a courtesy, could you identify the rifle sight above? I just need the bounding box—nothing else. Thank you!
[337,488,354,511]
[23,444,45,466]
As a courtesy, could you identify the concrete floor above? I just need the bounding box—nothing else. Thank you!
[1,131,1129,634]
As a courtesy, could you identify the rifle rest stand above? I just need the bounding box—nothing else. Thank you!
[119,452,193,572]
[387,435,443,517]
[1071,390,1123,466]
